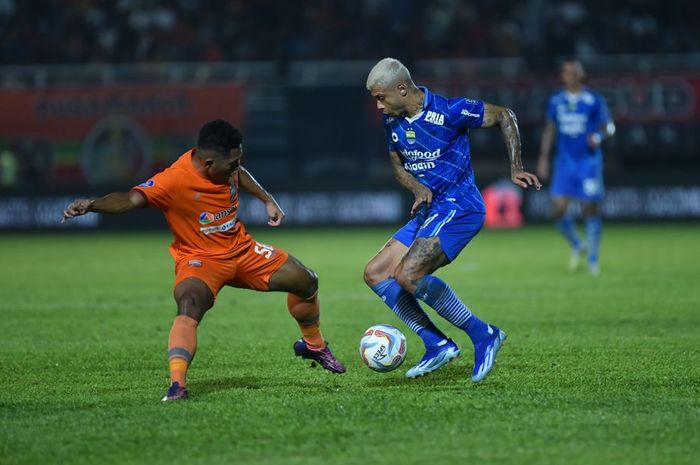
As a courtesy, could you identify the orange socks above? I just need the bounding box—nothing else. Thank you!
[287,292,325,350]
[168,315,198,387]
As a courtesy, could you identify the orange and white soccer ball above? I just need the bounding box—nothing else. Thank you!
[359,324,407,372]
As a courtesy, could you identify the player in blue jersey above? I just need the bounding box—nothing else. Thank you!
[363,58,541,382]
[536,59,615,276]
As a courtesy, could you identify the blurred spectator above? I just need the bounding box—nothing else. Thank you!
[0,0,697,65]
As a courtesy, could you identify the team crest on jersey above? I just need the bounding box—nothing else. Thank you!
[406,128,416,144]
[424,111,444,126]
[138,179,155,188]
[199,211,215,224]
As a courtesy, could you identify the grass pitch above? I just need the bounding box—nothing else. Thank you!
[1,224,698,465]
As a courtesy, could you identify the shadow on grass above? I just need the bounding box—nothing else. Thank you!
[364,363,468,389]
[191,374,344,395]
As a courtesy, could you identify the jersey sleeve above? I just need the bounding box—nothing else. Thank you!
[449,97,485,130]
[132,167,180,209]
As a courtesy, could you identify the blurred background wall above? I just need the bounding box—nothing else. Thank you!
[1,0,698,229]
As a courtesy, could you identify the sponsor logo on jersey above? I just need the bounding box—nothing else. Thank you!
[138,179,155,188]
[199,218,238,235]
[198,211,215,224]
[391,132,399,143]
[198,206,237,225]
[424,111,444,125]
[404,161,436,171]
[400,148,441,161]
[461,108,480,118]
[406,128,416,144]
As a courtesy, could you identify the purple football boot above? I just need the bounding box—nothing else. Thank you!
[293,339,346,374]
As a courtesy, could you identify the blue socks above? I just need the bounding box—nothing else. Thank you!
[370,279,447,348]
[414,275,491,343]
[586,216,602,264]
[556,215,582,251]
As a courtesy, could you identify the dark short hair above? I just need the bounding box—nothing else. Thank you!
[197,120,242,155]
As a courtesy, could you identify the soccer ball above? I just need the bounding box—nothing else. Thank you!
[359,324,407,372]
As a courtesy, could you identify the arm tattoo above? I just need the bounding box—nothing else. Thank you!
[389,151,424,193]
[497,107,524,172]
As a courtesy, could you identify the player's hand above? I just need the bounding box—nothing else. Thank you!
[536,156,549,181]
[587,132,602,149]
[266,200,285,227]
[410,184,433,216]
[61,199,93,222]
[511,170,542,190]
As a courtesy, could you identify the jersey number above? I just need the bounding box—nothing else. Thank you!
[254,242,274,259]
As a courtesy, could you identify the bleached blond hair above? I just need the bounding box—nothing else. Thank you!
[366,57,413,90]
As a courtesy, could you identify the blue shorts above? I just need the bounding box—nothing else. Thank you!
[551,157,604,202]
[393,201,484,262]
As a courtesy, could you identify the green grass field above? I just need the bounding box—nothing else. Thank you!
[1,224,698,465]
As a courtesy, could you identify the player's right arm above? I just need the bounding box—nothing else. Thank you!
[62,190,146,222]
[389,150,432,216]
[537,120,556,181]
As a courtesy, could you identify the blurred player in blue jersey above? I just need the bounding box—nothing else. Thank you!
[537,59,615,276]
[363,58,541,382]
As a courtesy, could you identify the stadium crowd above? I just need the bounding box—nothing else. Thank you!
[0,0,697,64]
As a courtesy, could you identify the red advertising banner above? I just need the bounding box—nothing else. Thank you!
[0,83,244,138]
[0,83,245,186]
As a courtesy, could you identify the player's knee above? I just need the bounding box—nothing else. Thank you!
[296,267,318,298]
[176,295,209,322]
[363,261,385,287]
[582,203,600,217]
[394,266,420,295]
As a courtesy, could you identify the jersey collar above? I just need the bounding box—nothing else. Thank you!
[404,86,432,123]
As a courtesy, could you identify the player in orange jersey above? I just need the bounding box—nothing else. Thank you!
[62,120,346,401]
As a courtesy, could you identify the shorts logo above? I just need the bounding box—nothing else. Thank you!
[138,179,155,188]
[188,260,202,267]
[198,211,215,224]
[583,178,601,196]
[406,128,416,144]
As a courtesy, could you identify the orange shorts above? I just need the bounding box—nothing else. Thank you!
[174,234,289,297]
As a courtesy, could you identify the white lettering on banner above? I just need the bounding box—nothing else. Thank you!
[400,148,441,161]
[199,218,238,235]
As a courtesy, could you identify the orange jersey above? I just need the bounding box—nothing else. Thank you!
[133,150,247,262]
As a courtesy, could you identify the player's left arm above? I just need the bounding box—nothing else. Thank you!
[237,166,285,226]
[482,103,542,190]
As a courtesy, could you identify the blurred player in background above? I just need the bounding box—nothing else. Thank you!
[537,59,615,276]
[363,58,541,382]
[62,120,345,401]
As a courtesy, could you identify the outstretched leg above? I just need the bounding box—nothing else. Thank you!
[163,277,215,401]
[269,255,345,373]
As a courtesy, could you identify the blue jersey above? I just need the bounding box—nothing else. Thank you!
[547,87,612,162]
[383,86,486,213]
